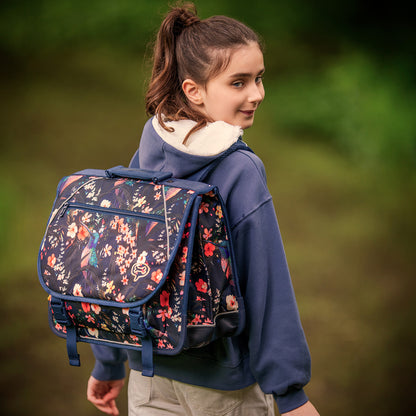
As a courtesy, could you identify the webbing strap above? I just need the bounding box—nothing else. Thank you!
[140,336,154,377]
[195,139,253,182]
[50,297,80,366]
[130,308,154,377]
[66,326,81,366]
[129,139,253,183]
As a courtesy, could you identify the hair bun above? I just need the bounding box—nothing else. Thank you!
[171,5,200,35]
[181,13,200,27]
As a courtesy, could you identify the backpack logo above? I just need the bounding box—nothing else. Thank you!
[132,263,150,281]
[131,250,150,281]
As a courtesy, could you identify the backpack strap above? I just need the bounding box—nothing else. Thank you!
[129,138,253,183]
[129,307,154,377]
[50,297,80,366]
[195,139,253,182]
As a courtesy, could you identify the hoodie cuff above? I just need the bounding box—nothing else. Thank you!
[91,360,126,381]
[274,388,309,414]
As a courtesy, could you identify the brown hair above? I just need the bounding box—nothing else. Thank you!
[145,2,262,142]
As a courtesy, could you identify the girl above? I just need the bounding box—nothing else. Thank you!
[87,3,319,416]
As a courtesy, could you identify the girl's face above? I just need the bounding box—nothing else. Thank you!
[199,42,265,129]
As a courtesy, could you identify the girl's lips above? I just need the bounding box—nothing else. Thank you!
[239,110,255,117]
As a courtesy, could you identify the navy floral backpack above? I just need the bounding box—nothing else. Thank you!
[38,143,247,376]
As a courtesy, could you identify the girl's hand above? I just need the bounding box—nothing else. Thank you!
[282,401,320,416]
[87,375,125,416]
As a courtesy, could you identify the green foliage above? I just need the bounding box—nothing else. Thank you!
[1,0,414,176]
[0,0,166,53]
[266,53,416,173]
[0,0,232,54]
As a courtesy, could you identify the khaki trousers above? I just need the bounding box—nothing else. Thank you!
[128,370,275,416]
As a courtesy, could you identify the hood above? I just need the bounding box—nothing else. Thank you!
[136,117,243,179]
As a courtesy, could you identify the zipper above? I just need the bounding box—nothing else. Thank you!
[59,202,165,223]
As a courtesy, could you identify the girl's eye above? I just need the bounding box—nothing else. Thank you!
[255,75,263,84]
[232,81,244,88]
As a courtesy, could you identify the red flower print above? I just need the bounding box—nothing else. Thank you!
[81,302,91,313]
[199,202,209,214]
[47,254,56,268]
[157,309,168,322]
[195,279,208,293]
[204,243,215,257]
[151,269,163,284]
[181,246,188,263]
[203,228,212,240]
[77,225,89,241]
[160,290,170,307]
[86,314,95,323]
[191,314,202,325]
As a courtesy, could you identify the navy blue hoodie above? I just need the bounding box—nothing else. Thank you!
[91,117,311,413]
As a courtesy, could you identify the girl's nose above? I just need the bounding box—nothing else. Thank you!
[248,83,265,103]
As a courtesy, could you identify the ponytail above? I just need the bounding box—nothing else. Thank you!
[145,2,261,141]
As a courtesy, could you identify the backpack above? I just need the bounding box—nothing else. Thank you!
[37,143,247,376]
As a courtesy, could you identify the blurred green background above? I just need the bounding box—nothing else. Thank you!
[0,0,415,415]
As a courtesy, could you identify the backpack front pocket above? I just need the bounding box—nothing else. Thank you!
[40,203,168,303]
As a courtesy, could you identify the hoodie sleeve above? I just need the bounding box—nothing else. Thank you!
[211,150,311,413]
[232,200,311,413]
[90,344,127,381]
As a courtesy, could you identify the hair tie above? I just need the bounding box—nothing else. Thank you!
[173,10,200,36]
[183,15,200,27]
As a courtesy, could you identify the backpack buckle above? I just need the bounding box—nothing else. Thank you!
[50,298,70,326]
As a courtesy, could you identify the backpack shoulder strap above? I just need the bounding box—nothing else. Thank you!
[196,139,253,182]
[128,138,253,182]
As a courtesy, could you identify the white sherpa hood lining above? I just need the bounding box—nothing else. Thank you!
[152,117,243,157]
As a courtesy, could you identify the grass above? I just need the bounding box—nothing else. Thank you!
[0,48,415,415]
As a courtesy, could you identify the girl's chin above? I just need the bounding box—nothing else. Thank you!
[239,119,255,130]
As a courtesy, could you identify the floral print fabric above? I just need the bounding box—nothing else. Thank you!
[40,175,192,302]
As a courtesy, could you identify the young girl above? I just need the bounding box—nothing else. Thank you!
[87,4,319,416]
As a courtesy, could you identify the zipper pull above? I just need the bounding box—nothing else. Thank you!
[58,202,69,218]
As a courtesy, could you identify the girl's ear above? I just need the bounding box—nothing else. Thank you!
[182,79,204,106]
